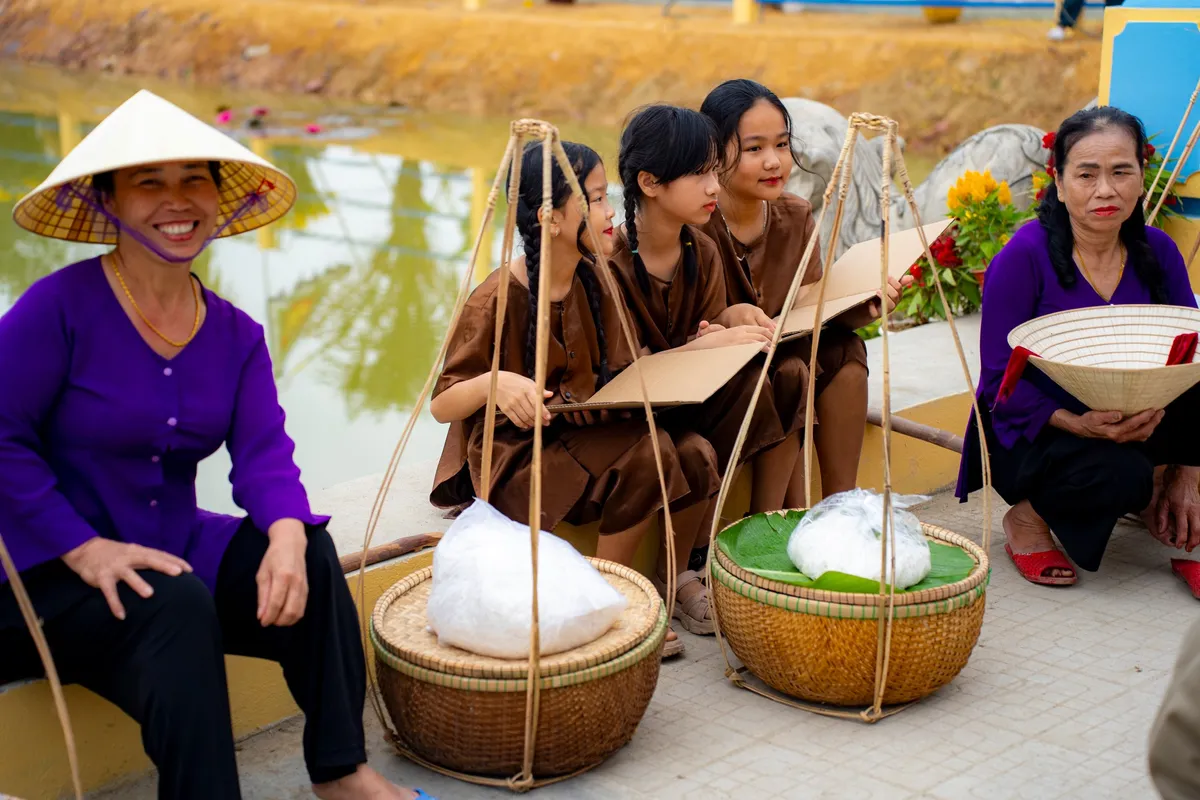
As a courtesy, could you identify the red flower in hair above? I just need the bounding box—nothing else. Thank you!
[1036,187,1047,201]
[1145,143,1156,158]
[1042,132,1056,150]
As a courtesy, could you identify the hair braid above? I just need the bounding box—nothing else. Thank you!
[516,200,542,380]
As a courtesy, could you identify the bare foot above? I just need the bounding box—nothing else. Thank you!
[662,626,685,658]
[313,764,418,800]
[1004,501,1073,580]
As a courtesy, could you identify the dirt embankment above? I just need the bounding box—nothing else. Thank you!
[0,0,1101,155]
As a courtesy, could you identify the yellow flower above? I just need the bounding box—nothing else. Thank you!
[946,185,961,210]
[1000,233,1011,245]
[1032,172,1050,191]
[980,171,998,197]
[996,182,1012,206]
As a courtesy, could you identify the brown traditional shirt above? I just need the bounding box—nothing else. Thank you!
[700,192,823,318]
[608,225,728,352]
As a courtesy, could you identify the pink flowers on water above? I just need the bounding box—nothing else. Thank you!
[215,109,233,125]
[305,123,323,135]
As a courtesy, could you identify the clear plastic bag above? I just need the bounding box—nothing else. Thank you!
[786,489,932,589]
[425,499,628,659]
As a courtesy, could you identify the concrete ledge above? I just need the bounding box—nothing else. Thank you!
[1,316,982,798]
[0,548,434,800]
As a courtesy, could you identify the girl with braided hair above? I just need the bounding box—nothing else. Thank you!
[430,141,719,657]
[609,104,803,637]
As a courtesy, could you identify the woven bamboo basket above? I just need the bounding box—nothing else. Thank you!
[371,559,667,778]
[1008,304,1200,414]
[710,522,989,707]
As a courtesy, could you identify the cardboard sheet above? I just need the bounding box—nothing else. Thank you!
[547,342,763,412]
[778,219,953,340]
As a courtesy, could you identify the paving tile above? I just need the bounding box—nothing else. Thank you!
[92,490,1194,800]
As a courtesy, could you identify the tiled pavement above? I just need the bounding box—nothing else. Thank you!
[95,489,1199,799]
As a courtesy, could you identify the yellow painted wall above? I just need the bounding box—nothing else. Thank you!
[0,391,972,798]
[0,552,433,800]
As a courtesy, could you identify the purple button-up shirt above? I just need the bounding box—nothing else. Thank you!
[956,220,1197,500]
[0,257,327,591]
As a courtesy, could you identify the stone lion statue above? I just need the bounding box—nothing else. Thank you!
[781,97,1050,259]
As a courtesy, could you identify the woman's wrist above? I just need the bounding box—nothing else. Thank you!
[1048,409,1081,436]
[266,517,306,543]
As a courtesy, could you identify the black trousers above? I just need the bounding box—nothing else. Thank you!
[1058,0,1123,27]
[0,522,367,798]
[987,386,1200,572]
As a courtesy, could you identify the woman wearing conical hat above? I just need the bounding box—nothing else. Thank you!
[0,91,432,800]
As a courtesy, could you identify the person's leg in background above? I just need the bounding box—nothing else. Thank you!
[1049,0,1086,40]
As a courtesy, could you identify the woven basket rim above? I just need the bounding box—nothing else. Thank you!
[371,558,663,679]
[711,557,988,620]
[371,606,667,693]
[715,519,989,606]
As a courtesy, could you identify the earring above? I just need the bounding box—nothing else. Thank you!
[551,226,560,238]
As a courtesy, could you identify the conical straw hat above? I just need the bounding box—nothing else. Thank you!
[1008,304,1200,414]
[12,90,296,243]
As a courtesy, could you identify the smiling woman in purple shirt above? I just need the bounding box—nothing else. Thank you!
[0,92,428,800]
[956,107,1200,593]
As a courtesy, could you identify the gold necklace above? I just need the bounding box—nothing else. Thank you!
[111,251,201,349]
[719,200,768,264]
[1074,244,1126,303]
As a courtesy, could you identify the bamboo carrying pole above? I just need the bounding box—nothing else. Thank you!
[702,112,992,723]
[357,120,679,792]
[1145,77,1200,214]
[0,534,83,800]
[1147,116,1200,229]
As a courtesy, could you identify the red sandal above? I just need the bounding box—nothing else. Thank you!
[1005,544,1078,586]
[1171,559,1200,599]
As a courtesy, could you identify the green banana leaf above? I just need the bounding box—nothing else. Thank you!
[715,510,976,593]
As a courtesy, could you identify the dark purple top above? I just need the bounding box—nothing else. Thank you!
[956,221,1197,499]
[0,257,327,591]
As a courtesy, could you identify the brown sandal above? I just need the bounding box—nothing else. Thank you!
[654,570,714,636]
[662,627,685,659]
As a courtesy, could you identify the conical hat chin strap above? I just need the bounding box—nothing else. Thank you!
[53,176,274,263]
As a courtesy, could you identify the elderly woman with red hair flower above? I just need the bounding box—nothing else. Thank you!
[956,107,1200,596]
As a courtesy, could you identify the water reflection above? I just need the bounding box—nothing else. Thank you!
[0,81,531,514]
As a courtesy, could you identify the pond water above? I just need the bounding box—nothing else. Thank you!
[0,64,629,514]
[0,63,934,517]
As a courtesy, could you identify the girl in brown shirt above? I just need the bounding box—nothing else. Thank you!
[430,140,720,657]
[609,105,803,635]
[699,79,906,508]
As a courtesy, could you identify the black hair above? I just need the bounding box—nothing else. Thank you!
[617,104,721,294]
[511,140,612,386]
[699,78,823,191]
[91,161,224,198]
[1036,106,1167,303]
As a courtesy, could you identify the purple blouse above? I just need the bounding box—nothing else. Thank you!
[0,257,326,591]
[956,221,1197,499]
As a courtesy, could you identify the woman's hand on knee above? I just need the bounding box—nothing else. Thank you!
[1071,409,1164,443]
[257,520,310,627]
[61,538,193,621]
[1159,467,1200,552]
